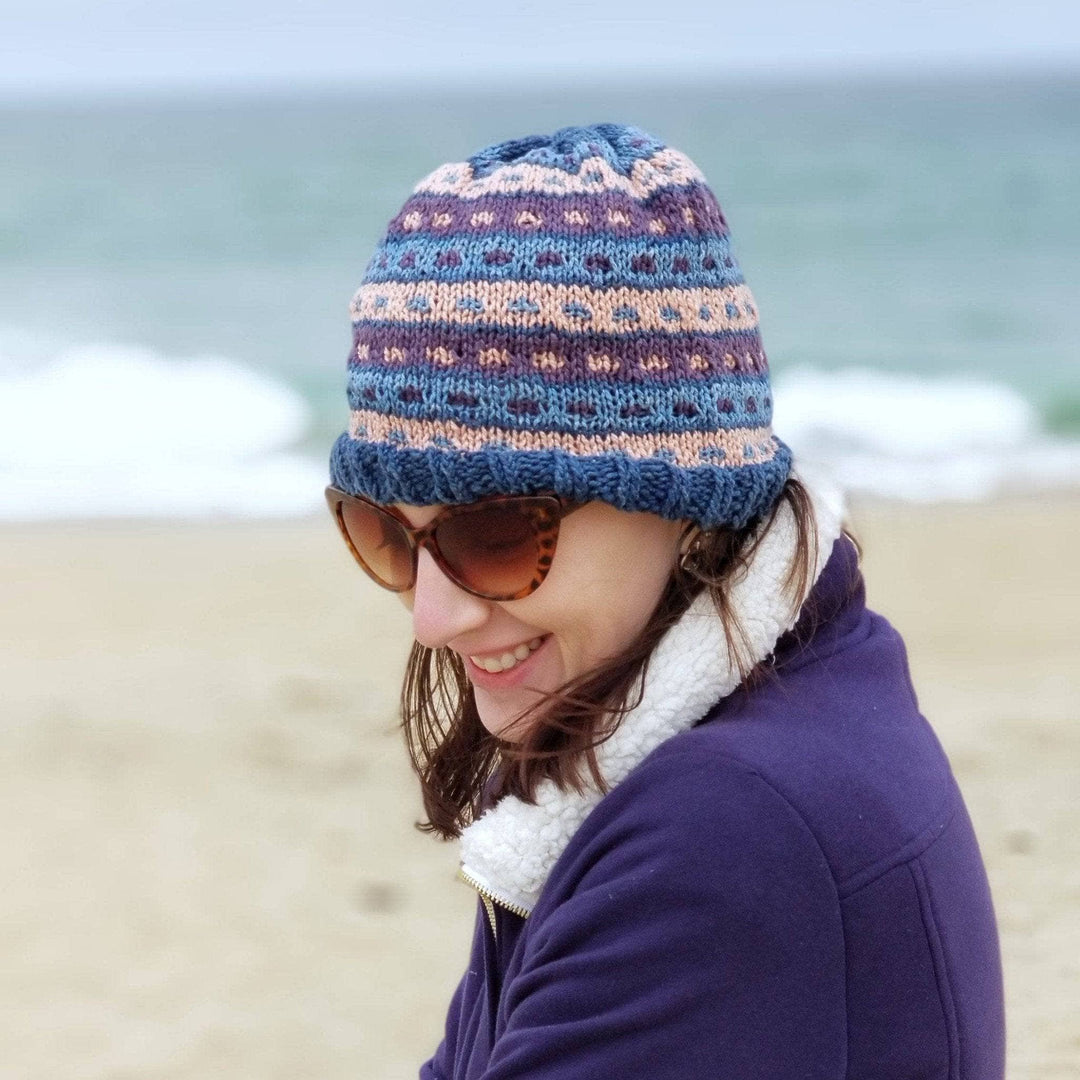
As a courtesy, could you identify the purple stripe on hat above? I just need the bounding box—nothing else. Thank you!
[384,183,729,241]
[351,323,768,381]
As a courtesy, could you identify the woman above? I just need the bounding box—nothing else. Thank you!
[326,124,1005,1078]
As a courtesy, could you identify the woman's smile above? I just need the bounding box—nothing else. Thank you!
[465,635,548,676]
[461,634,552,696]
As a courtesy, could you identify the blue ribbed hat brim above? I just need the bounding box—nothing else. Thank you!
[329,433,792,532]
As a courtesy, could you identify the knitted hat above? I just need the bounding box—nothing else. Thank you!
[329,122,791,530]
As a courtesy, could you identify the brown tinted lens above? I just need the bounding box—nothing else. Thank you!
[338,498,414,589]
[435,503,545,598]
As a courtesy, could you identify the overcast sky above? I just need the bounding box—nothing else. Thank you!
[4,0,1079,96]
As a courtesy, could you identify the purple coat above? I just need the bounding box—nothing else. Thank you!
[421,537,1005,1079]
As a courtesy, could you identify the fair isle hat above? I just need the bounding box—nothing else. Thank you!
[329,122,791,530]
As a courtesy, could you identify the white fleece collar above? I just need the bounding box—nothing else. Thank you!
[458,478,844,915]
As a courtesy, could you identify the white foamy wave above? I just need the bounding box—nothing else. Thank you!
[774,367,1080,502]
[0,343,327,519]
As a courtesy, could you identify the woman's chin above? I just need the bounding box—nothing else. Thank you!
[474,686,547,741]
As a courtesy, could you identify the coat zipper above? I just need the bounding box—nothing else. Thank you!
[457,866,531,940]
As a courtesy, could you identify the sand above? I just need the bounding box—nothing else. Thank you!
[2,498,1078,1079]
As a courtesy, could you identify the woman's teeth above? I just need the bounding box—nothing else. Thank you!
[470,637,544,674]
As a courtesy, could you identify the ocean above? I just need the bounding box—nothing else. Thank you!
[1,70,1077,517]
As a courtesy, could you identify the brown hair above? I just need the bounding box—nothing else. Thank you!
[401,476,829,840]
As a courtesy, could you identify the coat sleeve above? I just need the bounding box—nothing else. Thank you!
[481,749,847,1080]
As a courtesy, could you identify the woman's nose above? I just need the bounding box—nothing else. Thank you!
[409,546,490,650]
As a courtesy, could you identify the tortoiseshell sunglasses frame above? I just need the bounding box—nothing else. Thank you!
[325,486,585,601]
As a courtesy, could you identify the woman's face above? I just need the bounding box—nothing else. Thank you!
[395,500,687,740]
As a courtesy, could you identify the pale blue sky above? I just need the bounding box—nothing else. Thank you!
[3,0,1078,96]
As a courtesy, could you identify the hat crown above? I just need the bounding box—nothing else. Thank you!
[466,123,667,179]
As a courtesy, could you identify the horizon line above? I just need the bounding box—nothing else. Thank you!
[2,52,1077,107]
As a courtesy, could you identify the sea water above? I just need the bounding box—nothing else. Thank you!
[1,71,1077,517]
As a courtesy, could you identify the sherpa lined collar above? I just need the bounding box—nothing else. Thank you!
[458,479,845,916]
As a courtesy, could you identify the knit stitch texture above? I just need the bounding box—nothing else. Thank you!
[330,123,792,529]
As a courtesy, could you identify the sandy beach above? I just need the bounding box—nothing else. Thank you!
[3,497,1077,1079]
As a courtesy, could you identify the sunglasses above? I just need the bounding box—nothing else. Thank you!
[325,486,585,601]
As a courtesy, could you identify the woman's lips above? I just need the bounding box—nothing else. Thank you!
[465,635,550,689]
